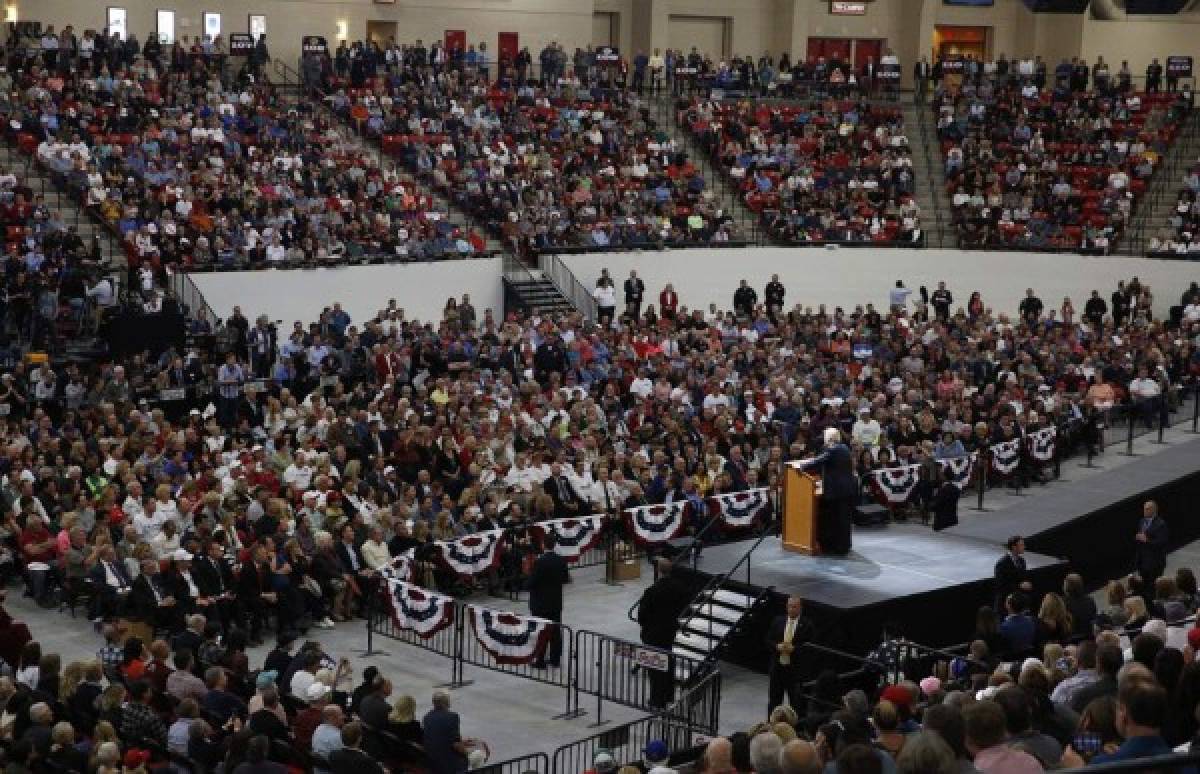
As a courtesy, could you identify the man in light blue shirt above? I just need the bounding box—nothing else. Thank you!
[311,704,345,774]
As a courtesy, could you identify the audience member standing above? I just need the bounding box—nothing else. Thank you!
[528,534,570,669]
[765,595,813,715]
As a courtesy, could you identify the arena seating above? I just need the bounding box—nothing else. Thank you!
[680,98,922,246]
[324,63,740,255]
[935,81,1190,252]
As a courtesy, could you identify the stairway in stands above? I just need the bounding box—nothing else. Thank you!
[501,257,576,318]
[649,94,763,243]
[0,144,123,270]
[1126,109,1200,254]
[902,101,954,249]
[269,60,507,255]
[672,586,765,670]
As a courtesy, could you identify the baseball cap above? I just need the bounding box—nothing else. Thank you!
[644,740,669,762]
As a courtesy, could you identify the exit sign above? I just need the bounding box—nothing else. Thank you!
[831,1,868,14]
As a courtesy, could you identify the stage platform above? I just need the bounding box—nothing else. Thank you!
[677,433,1200,660]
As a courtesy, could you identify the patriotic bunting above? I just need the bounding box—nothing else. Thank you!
[624,502,689,545]
[1028,426,1057,463]
[939,453,976,490]
[712,488,772,529]
[383,579,456,638]
[870,463,921,505]
[532,516,605,562]
[990,439,1022,476]
[468,605,554,665]
[437,529,504,578]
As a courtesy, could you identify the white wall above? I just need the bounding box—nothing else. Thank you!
[562,248,1200,318]
[190,258,505,327]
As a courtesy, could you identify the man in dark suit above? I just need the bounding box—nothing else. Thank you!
[527,534,570,669]
[1134,500,1169,586]
[543,462,584,519]
[765,595,814,715]
[795,427,856,555]
[624,269,645,319]
[637,559,693,707]
[88,544,133,620]
[237,543,280,644]
[129,558,184,631]
[193,540,238,628]
[993,535,1029,611]
[423,691,468,774]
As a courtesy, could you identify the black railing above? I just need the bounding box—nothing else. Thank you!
[571,629,708,725]
[473,751,551,774]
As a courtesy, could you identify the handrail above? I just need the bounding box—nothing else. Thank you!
[539,254,598,320]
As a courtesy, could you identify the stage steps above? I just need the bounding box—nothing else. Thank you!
[672,583,764,664]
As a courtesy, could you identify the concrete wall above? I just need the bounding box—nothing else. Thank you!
[190,258,505,328]
[561,247,1200,319]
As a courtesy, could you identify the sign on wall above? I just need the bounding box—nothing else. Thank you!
[302,35,328,55]
[1167,56,1193,78]
[878,63,901,80]
[596,46,620,63]
[229,33,254,56]
[830,1,868,14]
[941,57,966,75]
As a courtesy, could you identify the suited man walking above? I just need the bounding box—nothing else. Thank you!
[765,595,814,714]
[796,427,856,555]
[993,535,1029,611]
[637,559,693,707]
[528,534,570,669]
[1134,500,1169,586]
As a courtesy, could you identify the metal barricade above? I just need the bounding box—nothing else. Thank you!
[366,593,464,688]
[456,604,582,719]
[550,670,720,774]
[473,751,550,774]
[571,629,709,726]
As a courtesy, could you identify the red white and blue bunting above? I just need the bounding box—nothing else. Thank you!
[624,502,689,546]
[1028,426,1057,463]
[711,488,772,529]
[384,579,456,638]
[381,552,413,583]
[532,516,605,562]
[990,439,1022,476]
[939,453,976,490]
[437,529,504,578]
[467,605,554,665]
[870,464,921,505]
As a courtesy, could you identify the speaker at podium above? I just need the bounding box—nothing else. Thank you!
[782,463,822,554]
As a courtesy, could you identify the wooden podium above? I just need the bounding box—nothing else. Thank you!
[782,463,820,555]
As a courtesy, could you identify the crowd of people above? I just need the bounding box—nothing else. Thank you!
[315,41,742,255]
[680,99,920,246]
[1149,156,1200,257]
[3,28,489,277]
[932,52,1193,252]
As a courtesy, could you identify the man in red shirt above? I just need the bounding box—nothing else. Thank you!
[19,513,59,605]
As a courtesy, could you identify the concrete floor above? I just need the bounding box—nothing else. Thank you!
[7,418,1199,761]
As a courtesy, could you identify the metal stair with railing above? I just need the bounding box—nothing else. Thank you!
[501,256,576,318]
[269,59,507,256]
[1126,109,1200,255]
[903,101,953,249]
[648,94,764,244]
[0,143,123,270]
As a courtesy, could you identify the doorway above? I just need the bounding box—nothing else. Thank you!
[807,38,884,69]
[366,21,398,48]
[932,25,989,62]
[444,29,466,57]
[498,32,519,66]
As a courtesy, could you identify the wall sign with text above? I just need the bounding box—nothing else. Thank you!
[1167,56,1193,78]
[830,1,869,14]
